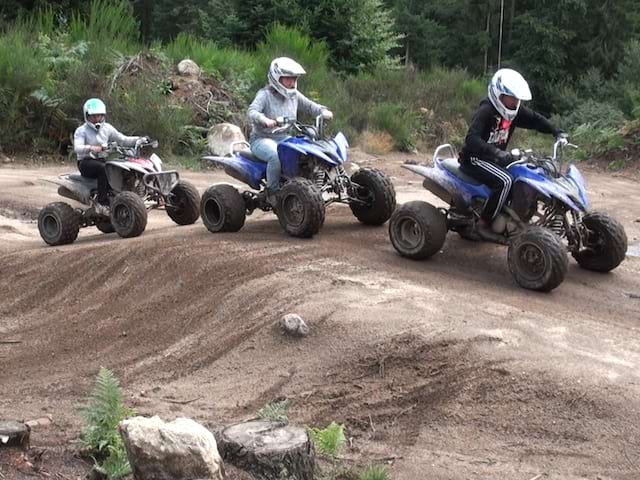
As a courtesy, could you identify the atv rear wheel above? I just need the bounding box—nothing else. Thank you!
[110,191,148,238]
[389,201,447,260]
[201,184,246,233]
[508,227,568,292]
[167,180,200,225]
[38,202,80,246]
[349,168,396,225]
[573,211,627,272]
[277,178,325,238]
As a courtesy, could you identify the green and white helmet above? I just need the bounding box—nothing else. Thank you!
[83,98,107,130]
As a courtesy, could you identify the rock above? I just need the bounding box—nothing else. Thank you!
[119,416,224,480]
[24,415,53,429]
[177,59,201,77]
[0,421,30,448]
[1,153,12,164]
[207,123,247,156]
[218,420,315,480]
[280,314,309,337]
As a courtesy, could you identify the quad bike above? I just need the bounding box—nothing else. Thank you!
[200,115,396,238]
[389,138,627,291]
[38,140,200,246]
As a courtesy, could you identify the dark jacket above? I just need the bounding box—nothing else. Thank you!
[460,98,560,163]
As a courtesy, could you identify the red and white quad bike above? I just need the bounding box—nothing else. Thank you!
[38,140,200,245]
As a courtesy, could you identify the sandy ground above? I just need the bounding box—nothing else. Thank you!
[0,151,639,479]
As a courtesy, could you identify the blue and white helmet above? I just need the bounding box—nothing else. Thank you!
[488,69,532,121]
[268,57,306,99]
[83,98,107,130]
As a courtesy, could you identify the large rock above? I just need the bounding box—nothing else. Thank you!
[119,416,224,480]
[207,123,247,156]
[177,59,201,77]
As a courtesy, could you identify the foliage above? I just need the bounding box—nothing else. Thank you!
[308,421,346,457]
[80,367,134,479]
[257,399,292,423]
[359,465,390,480]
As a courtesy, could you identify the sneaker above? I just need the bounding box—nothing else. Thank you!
[94,203,110,217]
[265,189,280,208]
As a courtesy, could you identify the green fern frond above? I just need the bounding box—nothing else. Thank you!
[257,400,292,424]
[308,422,346,457]
[359,465,390,480]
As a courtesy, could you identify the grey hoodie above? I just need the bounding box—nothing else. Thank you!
[248,86,327,141]
[74,122,141,161]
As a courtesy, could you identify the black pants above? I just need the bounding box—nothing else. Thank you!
[460,156,513,221]
[79,159,109,205]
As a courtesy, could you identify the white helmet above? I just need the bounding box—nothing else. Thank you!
[268,57,306,99]
[83,98,107,130]
[488,69,532,121]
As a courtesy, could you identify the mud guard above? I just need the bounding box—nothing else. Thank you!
[202,155,266,191]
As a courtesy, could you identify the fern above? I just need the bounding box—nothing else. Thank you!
[359,465,390,480]
[81,367,134,479]
[257,400,292,424]
[308,422,346,457]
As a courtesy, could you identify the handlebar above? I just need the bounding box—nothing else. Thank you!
[269,114,328,139]
[89,138,157,159]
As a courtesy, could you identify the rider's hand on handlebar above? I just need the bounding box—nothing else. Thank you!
[263,118,277,128]
[321,110,334,121]
[89,145,103,153]
[495,149,513,167]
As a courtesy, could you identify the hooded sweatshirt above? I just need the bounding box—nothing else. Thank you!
[74,122,141,161]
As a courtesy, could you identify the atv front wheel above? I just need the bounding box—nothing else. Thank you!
[167,180,201,225]
[389,201,447,259]
[277,178,325,238]
[349,168,396,225]
[201,184,246,233]
[508,227,568,292]
[110,191,148,238]
[38,202,80,246]
[573,211,627,272]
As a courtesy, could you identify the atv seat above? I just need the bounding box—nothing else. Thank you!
[239,150,260,162]
[440,158,483,186]
[66,172,98,189]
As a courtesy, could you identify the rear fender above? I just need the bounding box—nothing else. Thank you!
[402,164,490,206]
[47,176,93,205]
[202,155,266,190]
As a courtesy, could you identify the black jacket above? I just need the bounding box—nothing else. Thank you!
[460,98,560,163]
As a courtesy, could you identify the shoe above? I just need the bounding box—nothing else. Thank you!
[265,189,280,208]
[94,203,110,217]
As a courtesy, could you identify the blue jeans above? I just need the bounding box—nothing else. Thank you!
[250,137,281,191]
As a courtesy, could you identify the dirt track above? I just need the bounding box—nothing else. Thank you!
[1,151,640,479]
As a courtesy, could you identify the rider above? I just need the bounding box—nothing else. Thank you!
[459,68,565,227]
[248,57,334,205]
[73,98,147,215]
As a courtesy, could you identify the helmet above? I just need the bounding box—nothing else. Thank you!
[488,69,532,121]
[268,57,306,99]
[83,98,107,130]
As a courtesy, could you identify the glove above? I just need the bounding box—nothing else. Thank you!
[136,136,150,147]
[555,131,569,146]
[321,110,334,121]
[495,149,513,167]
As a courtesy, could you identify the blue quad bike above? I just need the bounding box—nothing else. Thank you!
[200,116,396,238]
[389,139,628,291]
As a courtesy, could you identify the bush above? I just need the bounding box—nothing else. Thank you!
[308,422,346,457]
[80,367,133,479]
[558,99,627,131]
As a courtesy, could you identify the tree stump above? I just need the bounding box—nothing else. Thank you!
[0,421,30,449]
[218,421,315,480]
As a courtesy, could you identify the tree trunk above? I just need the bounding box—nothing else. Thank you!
[217,421,315,480]
[0,421,29,449]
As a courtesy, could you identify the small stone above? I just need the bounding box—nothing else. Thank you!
[280,314,309,337]
[24,415,53,429]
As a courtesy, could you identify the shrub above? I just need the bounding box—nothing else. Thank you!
[308,422,346,457]
[80,367,133,479]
